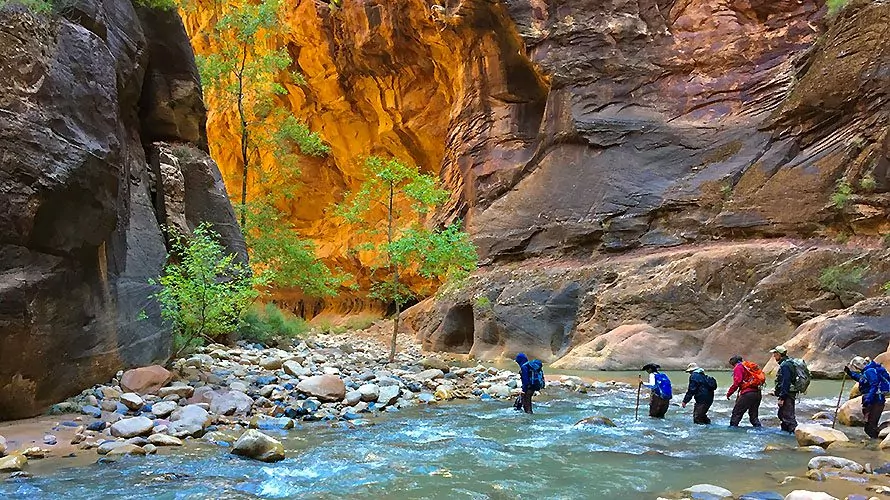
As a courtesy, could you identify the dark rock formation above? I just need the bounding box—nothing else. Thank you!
[0,0,243,420]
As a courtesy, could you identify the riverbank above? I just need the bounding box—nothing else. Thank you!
[1,328,890,499]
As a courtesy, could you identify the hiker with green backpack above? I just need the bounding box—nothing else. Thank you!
[681,362,718,424]
[514,353,545,414]
[771,345,811,433]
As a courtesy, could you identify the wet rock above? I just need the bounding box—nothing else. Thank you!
[377,386,401,406]
[575,416,617,427]
[0,454,27,472]
[837,397,866,427]
[783,492,838,500]
[806,469,826,481]
[110,417,154,438]
[120,393,145,411]
[150,401,178,418]
[249,415,295,430]
[121,366,173,394]
[106,444,146,456]
[148,434,182,446]
[296,375,346,402]
[358,384,379,402]
[795,425,849,448]
[683,484,732,498]
[86,421,107,432]
[739,492,784,500]
[43,435,57,446]
[169,405,211,438]
[209,390,254,416]
[231,430,285,463]
[807,456,865,473]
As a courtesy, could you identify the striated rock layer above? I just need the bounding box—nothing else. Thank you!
[0,1,243,419]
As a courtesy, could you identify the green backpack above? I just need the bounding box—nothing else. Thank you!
[789,358,811,394]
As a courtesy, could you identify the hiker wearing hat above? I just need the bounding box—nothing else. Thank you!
[642,363,672,418]
[681,362,717,424]
[845,356,890,439]
[771,345,797,433]
[726,355,764,428]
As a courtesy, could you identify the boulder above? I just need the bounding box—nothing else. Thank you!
[377,386,401,406]
[296,375,346,402]
[148,434,183,446]
[121,366,173,394]
[806,456,865,473]
[487,384,512,398]
[0,454,27,472]
[683,484,732,498]
[168,404,211,437]
[420,357,449,372]
[231,430,285,463]
[110,417,154,438]
[358,384,380,402]
[783,492,838,500]
[794,424,849,448]
[150,401,178,418]
[209,390,254,416]
[97,441,129,455]
[120,393,145,411]
[105,444,146,456]
[575,416,617,427]
[837,397,866,427]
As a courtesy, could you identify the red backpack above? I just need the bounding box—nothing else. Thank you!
[740,360,766,391]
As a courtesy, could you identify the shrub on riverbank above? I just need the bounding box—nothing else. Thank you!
[239,303,309,345]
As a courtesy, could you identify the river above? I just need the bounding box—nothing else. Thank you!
[0,372,876,499]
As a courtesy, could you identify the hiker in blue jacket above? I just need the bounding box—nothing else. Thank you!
[642,363,671,418]
[846,356,890,439]
[513,352,543,414]
[681,363,716,424]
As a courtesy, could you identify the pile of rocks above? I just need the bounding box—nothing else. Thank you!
[36,334,584,463]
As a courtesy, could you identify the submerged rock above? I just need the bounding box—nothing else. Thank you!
[738,492,784,500]
[794,424,849,448]
[231,430,285,463]
[574,416,617,427]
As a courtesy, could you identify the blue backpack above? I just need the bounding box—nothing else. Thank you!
[873,365,890,395]
[654,372,672,400]
[525,360,545,391]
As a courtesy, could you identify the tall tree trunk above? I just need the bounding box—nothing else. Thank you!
[237,44,249,229]
[387,181,398,362]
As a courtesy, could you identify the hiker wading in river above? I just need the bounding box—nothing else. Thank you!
[642,363,672,418]
[726,355,764,428]
[771,345,799,433]
[681,363,717,425]
[845,356,890,439]
[513,353,545,414]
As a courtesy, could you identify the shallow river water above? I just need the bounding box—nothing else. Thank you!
[0,373,869,499]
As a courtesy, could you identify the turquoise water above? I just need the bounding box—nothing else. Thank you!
[0,378,850,500]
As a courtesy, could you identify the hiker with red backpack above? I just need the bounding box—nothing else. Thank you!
[514,352,545,414]
[845,356,890,439]
[726,355,764,428]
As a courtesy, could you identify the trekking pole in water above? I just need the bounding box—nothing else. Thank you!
[832,371,848,429]
[635,375,642,420]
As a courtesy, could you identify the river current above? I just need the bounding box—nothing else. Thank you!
[0,373,854,499]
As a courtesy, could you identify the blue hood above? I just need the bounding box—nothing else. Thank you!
[515,353,528,366]
[865,361,883,371]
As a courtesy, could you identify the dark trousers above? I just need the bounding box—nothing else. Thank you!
[693,401,712,424]
[513,390,534,414]
[778,395,797,432]
[864,401,885,439]
[730,391,762,427]
[649,394,669,418]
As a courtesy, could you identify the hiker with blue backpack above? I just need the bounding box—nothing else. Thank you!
[845,356,890,439]
[514,353,545,414]
[641,363,672,418]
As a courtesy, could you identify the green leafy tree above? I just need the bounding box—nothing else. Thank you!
[818,264,867,306]
[336,156,478,361]
[153,224,265,356]
[195,0,341,297]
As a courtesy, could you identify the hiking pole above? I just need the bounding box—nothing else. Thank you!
[635,375,642,421]
[832,371,848,429]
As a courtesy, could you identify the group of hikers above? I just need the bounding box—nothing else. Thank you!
[514,345,890,438]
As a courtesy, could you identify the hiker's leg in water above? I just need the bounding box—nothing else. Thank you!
[522,390,533,414]
[649,395,668,418]
[748,392,762,427]
[693,402,711,424]
[729,397,745,427]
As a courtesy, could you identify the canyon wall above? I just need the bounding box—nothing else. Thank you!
[0,1,243,419]
[186,0,889,368]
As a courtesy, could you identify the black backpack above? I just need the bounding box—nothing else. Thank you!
[705,374,718,391]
